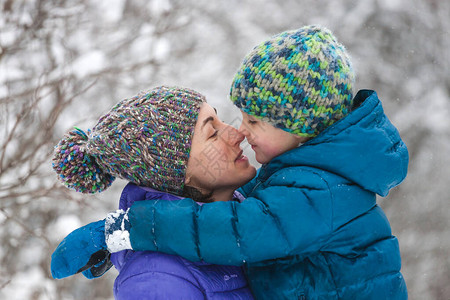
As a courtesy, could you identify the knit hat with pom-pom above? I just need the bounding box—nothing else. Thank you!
[52,86,205,194]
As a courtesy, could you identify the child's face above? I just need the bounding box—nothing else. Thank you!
[185,103,257,195]
[239,111,308,164]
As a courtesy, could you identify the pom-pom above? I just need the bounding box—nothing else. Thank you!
[52,127,115,193]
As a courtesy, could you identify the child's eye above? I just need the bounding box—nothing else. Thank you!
[248,120,258,125]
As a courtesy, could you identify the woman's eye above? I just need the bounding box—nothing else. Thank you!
[210,130,218,139]
[249,120,257,125]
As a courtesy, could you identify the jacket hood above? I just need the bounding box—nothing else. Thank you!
[265,90,409,197]
[118,183,183,211]
[118,183,246,211]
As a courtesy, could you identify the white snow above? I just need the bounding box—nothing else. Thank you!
[0,267,55,300]
[50,215,82,241]
[378,0,404,11]
[1,0,449,299]
[148,0,172,17]
[94,0,126,23]
[105,210,132,252]
[71,50,106,78]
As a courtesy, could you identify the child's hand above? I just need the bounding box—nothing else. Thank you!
[80,251,113,279]
[51,220,109,279]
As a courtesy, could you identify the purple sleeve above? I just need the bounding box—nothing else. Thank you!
[114,271,204,300]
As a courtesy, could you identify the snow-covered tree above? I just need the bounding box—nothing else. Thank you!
[1,0,448,298]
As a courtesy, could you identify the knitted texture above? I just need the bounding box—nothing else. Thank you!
[230,25,355,137]
[52,86,205,194]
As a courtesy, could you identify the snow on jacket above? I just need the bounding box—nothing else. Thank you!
[126,90,409,299]
[110,183,254,300]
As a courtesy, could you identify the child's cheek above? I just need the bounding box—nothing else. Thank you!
[258,143,280,163]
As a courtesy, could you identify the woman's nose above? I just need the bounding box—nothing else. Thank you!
[223,125,244,146]
[238,122,249,137]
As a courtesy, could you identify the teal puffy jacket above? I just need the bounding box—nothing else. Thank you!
[127,90,409,299]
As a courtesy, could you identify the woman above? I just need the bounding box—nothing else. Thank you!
[51,86,256,299]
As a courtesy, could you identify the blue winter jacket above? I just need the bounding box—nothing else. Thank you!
[111,183,254,300]
[126,90,409,299]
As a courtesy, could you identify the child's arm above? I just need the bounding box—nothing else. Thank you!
[51,173,334,278]
[128,184,333,265]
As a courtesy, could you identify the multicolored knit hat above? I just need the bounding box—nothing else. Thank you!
[230,25,355,137]
[52,86,205,195]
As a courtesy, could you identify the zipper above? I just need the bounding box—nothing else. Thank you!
[250,164,268,194]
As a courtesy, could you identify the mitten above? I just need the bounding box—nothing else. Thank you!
[51,210,131,279]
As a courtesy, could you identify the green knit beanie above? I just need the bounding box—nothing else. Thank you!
[230,25,355,137]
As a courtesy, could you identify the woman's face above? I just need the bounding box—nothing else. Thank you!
[185,103,256,195]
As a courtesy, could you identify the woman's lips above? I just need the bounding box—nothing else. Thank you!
[235,150,248,163]
[235,150,243,161]
[235,155,249,163]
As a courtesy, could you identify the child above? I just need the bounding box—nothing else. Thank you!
[52,26,409,299]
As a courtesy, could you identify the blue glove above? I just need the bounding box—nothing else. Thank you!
[51,210,131,279]
[51,220,109,279]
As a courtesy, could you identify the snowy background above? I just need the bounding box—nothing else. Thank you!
[1,0,449,299]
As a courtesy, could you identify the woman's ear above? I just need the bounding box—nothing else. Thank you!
[185,175,191,185]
